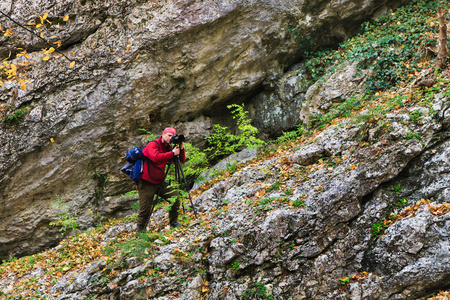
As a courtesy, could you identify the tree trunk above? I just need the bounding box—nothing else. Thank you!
[436,6,447,69]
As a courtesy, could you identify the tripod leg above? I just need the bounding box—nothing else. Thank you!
[174,161,186,215]
[175,157,198,218]
[144,161,173,229]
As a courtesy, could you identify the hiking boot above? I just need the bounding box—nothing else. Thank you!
[170,221,180,228]
[137,224,147,233]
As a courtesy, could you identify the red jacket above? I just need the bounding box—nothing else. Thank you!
[141,136,186,184]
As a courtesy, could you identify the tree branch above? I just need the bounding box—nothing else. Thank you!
[0,10,75,63]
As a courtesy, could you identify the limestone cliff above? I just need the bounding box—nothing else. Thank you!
[0,0,410,260]
[1,1,450,298]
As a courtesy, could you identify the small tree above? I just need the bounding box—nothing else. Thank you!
[205,103,264,160]
[436,6,447,70]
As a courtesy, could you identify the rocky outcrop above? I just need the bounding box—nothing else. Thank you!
[0,0,411,260]
[248,63,313,138]
[300,62,371,125]
[1,81,448,299]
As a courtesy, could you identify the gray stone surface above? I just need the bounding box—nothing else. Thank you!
[0,0,411,259]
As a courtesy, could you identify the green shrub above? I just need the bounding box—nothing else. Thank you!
[49,197,79,235]
[242,282,274,299]
[104,231,161,261]
[205,103,264,160]
[4,106,27,125]
[404,132,421,140]
[275,124,310,144]
[371,221,387,237]
[292,198,306,207]
[299,0,441,92]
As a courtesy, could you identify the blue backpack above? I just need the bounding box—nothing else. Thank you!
[121,140,159,182]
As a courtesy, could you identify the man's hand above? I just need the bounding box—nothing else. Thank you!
[172,146,181,156]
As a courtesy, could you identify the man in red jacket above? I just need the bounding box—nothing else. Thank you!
[137,127,186,232]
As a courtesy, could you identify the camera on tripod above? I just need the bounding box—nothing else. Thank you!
[170,134,185,144]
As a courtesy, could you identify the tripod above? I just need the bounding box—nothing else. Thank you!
[145,155,198,228]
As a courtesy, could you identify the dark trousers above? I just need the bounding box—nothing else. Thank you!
[136,180,180,227]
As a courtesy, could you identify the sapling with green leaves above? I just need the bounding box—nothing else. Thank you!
[49,196,79,235]
[206,103,264,160]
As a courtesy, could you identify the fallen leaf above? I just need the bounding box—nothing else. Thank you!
[109,283,117,289]
[10,64,17,76]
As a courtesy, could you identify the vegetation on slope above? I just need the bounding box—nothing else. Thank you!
[1,0,450,298]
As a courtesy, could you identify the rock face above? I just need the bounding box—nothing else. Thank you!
[1,81,448,299]
[248,63,313,138]
[300,62,371,125]
[0,0,411,260]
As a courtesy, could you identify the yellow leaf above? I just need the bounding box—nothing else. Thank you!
[27,22,36,26]
[40,32,44,38]
[64,15,69,21]
[4,29,14,36]
[40,16,44,24]
[43,13,48,20]
[10,64,17,76]
[48,47,55,53]
[36,24,42,29]
[69,61,76,68]
[51,36,57,39]
[146,288,152,294]
[42,56,50,61]
[53,41,62,48]
[136,54,140,59]
[117,58,122,63]
[126,40,131,52]
[20,80,26,90]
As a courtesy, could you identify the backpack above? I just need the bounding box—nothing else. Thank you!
[121,140,159,182]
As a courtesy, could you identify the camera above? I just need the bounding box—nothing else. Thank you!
[170,134,185,144]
